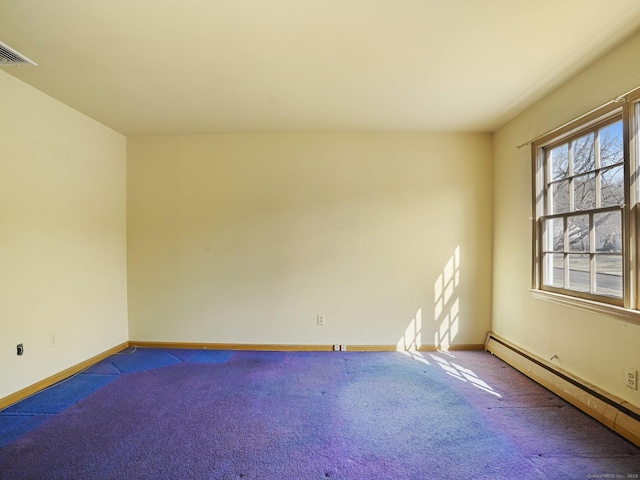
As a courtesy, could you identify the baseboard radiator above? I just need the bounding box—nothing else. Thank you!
[485,332,640,447]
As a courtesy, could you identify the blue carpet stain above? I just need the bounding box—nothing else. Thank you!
[169,348,235,364]
[168,349,234,364]
[187,350,234,364]
[166,349,200,362]
[2,374,117,415]
[110,349,182,374]
[0,348,236,449]
[0,414,53,448]
[84,361,122,375]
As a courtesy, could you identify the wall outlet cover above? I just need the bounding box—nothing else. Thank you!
[626,368,637,390]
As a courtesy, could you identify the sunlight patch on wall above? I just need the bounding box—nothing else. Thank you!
[434,246,460,350]
[396,308,422,351]
[396,246,462,351]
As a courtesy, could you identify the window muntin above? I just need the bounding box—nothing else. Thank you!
[539,116,625,303]
[531,91,640,315]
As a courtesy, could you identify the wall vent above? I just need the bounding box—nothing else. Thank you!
[0,41,37,67]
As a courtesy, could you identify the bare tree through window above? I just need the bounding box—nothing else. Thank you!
[542,118,624,298]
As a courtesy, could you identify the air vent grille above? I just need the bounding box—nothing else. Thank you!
[0,41,37,67]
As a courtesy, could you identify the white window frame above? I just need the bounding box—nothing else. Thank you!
[531,90,640,321]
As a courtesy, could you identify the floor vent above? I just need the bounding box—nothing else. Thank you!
[485,332,640,447]
[0,41,37,67]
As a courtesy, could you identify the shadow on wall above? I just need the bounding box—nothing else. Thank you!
[397,246,461,351]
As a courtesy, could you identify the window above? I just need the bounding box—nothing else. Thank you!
[532,90,640,311]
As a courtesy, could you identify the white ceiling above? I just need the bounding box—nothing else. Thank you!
[2,0,640,136]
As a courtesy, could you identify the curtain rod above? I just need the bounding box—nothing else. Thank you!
[514,84,640,151]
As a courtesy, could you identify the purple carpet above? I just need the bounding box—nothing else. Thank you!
[0,350,639,479]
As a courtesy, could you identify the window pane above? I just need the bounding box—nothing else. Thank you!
[601,165,624,207]
[550,180,569,214]
[595,255,622,297]
[544,218,564,252]
[595,211,622,253]
[574,173,596,211]
[572,132,595,174]
[599,121,623,168]
[536,112,627,304]
[543,253,564,288]
[548,144,569,181]
[568,254,590,292]
[568,215,589,252]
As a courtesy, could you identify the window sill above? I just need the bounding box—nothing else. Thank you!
[529,289,640,325]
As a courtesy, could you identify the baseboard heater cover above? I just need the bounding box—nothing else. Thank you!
[485,332,640,447]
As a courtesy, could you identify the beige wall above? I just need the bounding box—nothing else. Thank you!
[0,71,128,400]
[127,133,493,348]
[492,32,640,406]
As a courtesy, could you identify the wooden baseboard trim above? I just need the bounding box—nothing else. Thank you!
[485,332,640,447]
[130,341,485,352]
[346,345,397,351]
[0,341,130,411]
[419,344,485,351]
[130,341,335,351]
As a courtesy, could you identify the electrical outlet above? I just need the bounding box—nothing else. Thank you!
[17,344,23,356]
[626,368,637,390]
[333,344,340,351]
[340,344,347,351]
[317,314,325,326]
[50,332,57,347]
